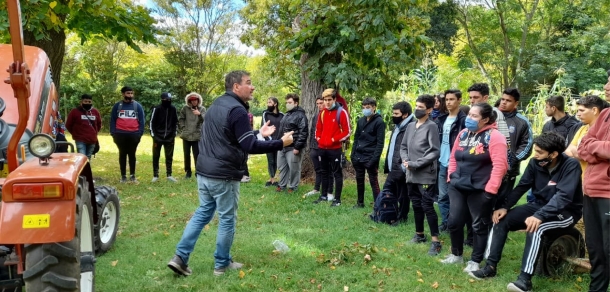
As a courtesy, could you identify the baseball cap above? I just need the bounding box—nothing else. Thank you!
[161,92,172,99]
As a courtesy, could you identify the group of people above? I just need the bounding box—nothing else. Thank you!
[65,87,206,183]
[65,69,609,292]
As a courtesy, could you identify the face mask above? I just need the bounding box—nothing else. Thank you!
[363,108,373,117]
[267,105,275,112]
[82,104,92,111]
[286,103,295,111]
[162,100,172,107]
[535,155,553,168]
[328,102,337,110]
[392,116,404,125]
[465,117,480,132]
[414,109,427,119]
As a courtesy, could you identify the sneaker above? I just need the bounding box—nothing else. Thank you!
[312,197,327,204]
[463,260,480,273]
[410,234,427,244]
[151,177,159,183]
[438,222,448,232]
[272,182,279,186]
[265,181,273,187]
[464,238,474,248]
[440,254,464,264]
[213,261,243,276]
[120,176,127,183]
[507,277,532,292]
[305,190,319,197]
[330,200,341,207]
[185,173,192,179]
[288,187,297,193]
[327,194,335,201]
[352,203,365,209]
[428,241,442,256]
[276,186,285,192]
[167,176,178,183]
[130,175,138,183]
[469,264,497,280]
[167,255,192,276]
[241,176,250,183]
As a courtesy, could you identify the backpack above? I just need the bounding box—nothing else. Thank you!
[370,190,398,224]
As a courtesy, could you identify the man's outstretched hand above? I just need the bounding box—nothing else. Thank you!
[260,120,276,138]
[281,131,294,147]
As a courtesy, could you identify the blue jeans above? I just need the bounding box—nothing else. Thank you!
[438,164,450,225]
[175,175,240,269]
[75,141,95,159]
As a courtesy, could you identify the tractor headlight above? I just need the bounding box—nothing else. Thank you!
[28,134,56,158]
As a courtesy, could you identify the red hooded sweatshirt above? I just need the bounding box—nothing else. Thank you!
[315,103,351,150]
[65,106,102,144]
[578,108,610,198]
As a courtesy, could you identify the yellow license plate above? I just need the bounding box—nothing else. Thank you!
[23,214,50,229]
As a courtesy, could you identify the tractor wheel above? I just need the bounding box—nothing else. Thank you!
[23,177,95,292]
[534,226,585,277]
[94,186,120,255]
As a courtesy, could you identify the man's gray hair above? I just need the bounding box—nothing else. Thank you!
[225,70,251,92]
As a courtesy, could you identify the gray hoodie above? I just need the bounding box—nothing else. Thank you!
[179,92,206,141]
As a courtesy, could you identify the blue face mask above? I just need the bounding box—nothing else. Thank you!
[465,117,480,132]
[363,108,373,117]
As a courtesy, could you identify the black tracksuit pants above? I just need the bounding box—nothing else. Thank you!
[182,140,199,176]
[382,169,410,221]
[485,204,576,275]
[152,138,175,177]
[447,186,496,263]
[310,149,333,192]
[113,133,141,177]
[408,183,439,236]
[583,195,610,292]
[318,148,343,201]
[353,160,380,204]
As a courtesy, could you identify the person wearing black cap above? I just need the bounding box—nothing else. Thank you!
[150,92,179,182]
[110,86,145,183]
[65,94,102,160]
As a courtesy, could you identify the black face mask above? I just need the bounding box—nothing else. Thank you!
[267,105,275,112]
[535,155,553,168]
[392,116,404,125]
[124,97,133,102]
[414,109,427,119]
[82,104,92,111]
[162,100,172,107]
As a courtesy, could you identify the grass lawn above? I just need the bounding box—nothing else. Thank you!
[88,133,589,292]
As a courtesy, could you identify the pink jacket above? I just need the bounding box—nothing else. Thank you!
[578,108,610,198]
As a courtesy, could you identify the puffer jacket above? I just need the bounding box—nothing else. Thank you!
[179,93,206,141]
[278,106,308,151]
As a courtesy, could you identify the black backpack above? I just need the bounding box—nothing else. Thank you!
[370,190,398,224]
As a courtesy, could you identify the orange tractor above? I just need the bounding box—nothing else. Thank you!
[0,0,120,290]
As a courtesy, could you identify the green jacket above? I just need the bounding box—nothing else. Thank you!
[179,93,206,141]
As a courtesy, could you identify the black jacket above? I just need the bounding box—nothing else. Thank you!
[503,111,534,177]
[261,110,284,140]
[278,106,308,151]
[150,104,178,142]
[436,111,466,153]
[384,116,414,173]
[351,113,386,164]
[503,154,583,222]
[542,114,579,145]
[309,111,320,150]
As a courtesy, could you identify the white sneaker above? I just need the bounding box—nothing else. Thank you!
[327,194,334,201]
[440,254,463,264]
[167,176,178,183]
[304,190,319,197]
[151,177,159,183]
[463,261,480,273]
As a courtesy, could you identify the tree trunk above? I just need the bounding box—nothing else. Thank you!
[23,29,67,89]
[299,53,325,183]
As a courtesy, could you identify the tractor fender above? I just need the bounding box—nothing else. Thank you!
[0,153,90,244]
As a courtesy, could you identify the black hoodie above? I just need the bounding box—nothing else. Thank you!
[351,113,386,164]
[150,102,178,142]
[278,106,308,151]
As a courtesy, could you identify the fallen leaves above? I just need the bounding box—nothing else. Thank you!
[431,281,439,289]
[111,260,118,267]
[344,286,349,291]
[238,270,245,279]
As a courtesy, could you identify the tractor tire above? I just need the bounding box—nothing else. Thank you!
[23,177,95,292]
[94,186,120,255]
[534,226,585,277]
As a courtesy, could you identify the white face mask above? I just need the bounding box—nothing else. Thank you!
[286,103,295,111]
